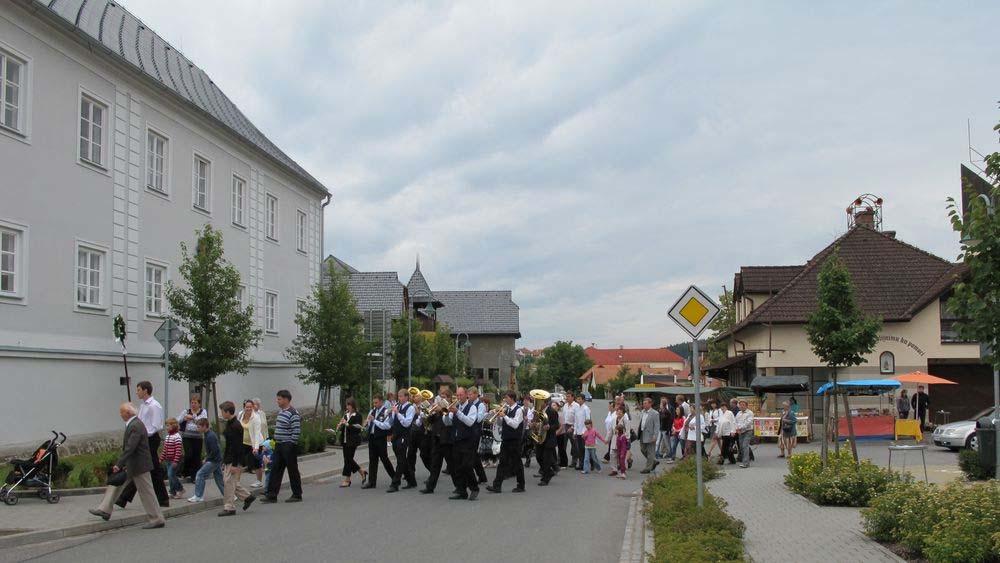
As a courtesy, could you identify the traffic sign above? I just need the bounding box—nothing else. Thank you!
[668,285,720,339]
[154,319,182,351]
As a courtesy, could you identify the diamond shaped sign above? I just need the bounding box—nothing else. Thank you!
[668,285,720,339]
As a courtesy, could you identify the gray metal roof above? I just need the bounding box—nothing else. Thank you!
[435,291,520,336]
[406,263,435,304]
[346,272,405,318]
[32,0,328,196]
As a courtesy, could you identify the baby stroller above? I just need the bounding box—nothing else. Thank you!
[1,431,67,506]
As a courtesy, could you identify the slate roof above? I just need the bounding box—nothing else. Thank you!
[346,272,405,318]
[406,262,435,304]
[584,347,685,365]
[736,265,804,294]
[723,226,961,337]
[434,291,520,336]
[31,0,328,196]
[324,255,358,275]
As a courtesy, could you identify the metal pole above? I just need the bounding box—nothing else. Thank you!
[693,339,703,508]
[164,350,169,414]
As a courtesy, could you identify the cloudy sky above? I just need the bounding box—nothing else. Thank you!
[125,1,1000,349]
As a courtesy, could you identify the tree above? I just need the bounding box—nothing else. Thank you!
[285,264,370,426]
[388,318,456,387]
[707,289,736,365]
[166,225,261,428]
[946,114,1000,479]
[607,364,640,398]
[535,341,594,392]
[805,252,881,465]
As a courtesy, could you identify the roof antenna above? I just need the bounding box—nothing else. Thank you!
[968,118,989,176]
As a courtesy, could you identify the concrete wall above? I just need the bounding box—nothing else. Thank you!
[0,4,324,447]
[467,335,517,385]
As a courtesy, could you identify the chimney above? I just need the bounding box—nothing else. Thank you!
[854,207,876,228]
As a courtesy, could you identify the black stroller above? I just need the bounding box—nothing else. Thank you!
[1,431,67,506]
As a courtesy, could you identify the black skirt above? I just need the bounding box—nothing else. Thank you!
[240,443,259,471]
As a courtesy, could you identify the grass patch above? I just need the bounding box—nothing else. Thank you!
[3,449,118,490]
[643,458,745,562]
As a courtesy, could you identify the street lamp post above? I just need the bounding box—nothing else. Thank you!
[455,332,470,377]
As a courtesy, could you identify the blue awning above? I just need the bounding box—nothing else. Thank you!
[815,379,901,396]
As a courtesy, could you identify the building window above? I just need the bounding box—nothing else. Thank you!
[231,175,245,226]
[265,194,278,240]
[193,155,210,211]
[0,228,19,295]
[940,294,972,343]
[76,245,104,307]
[144,262,166,316]
[1,51,24,133]
[296,210,307,252]
[79,95,106,167]
[879,351,895,374]
[296,299,307,335]
[146,130,168,193]
[237,284,247,309]
[265,291,278,333]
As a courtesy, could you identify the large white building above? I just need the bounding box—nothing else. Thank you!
[0,0,329,449]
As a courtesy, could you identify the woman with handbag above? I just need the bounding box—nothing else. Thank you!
[778,401,797,458]
[177,396,208,481]
[337,398,365,487]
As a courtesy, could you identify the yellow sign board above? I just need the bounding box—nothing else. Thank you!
[668,285,720,339]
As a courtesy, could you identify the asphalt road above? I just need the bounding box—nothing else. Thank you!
[17,400,641,563]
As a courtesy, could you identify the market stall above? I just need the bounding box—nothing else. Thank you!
[749,375,812,441]
[815,379,901,442]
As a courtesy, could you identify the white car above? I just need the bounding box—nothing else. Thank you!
[932,407,996,451]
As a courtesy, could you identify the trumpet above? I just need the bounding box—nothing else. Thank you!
[483,403,506,425]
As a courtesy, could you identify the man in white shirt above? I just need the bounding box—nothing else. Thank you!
[468,387,488,485]
[735,400,755,468]
[572,394,590,470]
[677,395,691,419]
[715,403,737,465]
[486,391,526,494]
[563,392,579,468]
[116,381,169,508]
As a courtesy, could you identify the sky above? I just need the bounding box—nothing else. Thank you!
[124,0,1000,349]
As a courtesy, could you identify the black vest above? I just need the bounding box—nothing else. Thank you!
[391,402,412,437]
[500,404,523,442]
[454,401,480,442]
[432,398,453,444]
[370,406,390,439]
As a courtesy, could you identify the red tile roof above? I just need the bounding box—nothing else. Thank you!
[736,265,804,294]
[584,347,684,365]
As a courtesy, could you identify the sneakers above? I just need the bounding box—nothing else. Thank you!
[250,481,263,489]
[738,463,748,468]
[187,495,204,503]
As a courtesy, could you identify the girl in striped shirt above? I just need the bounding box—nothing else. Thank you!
[161,418,185,499]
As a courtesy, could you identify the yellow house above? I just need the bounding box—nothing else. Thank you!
[708,222,988,426]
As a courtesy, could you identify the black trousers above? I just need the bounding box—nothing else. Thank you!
[573,435,585,469]
[557,433,569,467]
[425,437,452,492]
[367,436,394,486]
[493,439,525,490]
[473,452,487,483]
[266,441,302,499]
[536,441,556,482]
[719,436,737,464]
[117,433,169,506]
[391,435,415,486]
[342,443,361,477]
[181,436,202,478]
[407,430,432,475]
[453,438,479,494]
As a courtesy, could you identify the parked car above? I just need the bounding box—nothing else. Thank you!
[582,391,593,402]
[932,407,996,451]
[549,392,565,405]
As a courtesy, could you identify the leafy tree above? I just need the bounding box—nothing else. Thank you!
[707,289,736,365]
[516,354,549,391]
[947,115,1000,478]
[389,318,456,387]
[805,252,881,464]
[607,364,640,397]
[430,322,457,378]
[285,264,371,425]
[535,341,594,392]
[166,225,261,428]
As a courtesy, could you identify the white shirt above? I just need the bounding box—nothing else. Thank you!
[735,409,754,433]
[679,401,691,418]
[685,414,705,440]
[716,410,736,436]
[394,401,415,428]
[708,408,722,425]
[503,403,524,429]
[372,405,392,430]
[573,403,590,435]
[472,399,486,423]
[454,401,478,427]
[138,396,164,436]
[564,402,578,428]
[604,411,617,435]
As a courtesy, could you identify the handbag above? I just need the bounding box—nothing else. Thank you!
[107,468,127,487]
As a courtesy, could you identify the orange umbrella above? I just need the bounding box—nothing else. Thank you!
[890,371,957,385]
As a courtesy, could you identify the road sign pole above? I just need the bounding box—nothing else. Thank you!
[693,338,703,508]
[164,347,170,414]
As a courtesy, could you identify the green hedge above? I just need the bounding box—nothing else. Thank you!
[863,480,1000,562]
[958,448,993,481]
[644,458,745,562]
[785,448,904,507]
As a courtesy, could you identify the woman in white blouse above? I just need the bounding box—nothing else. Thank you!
[607,404,631,474]
[251,398,269,488]
[684,409,706,457]
[177,396,208,481]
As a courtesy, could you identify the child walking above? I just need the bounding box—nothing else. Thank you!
[161,417,185,499]
[580,420,606,474]
[613,424,629,479]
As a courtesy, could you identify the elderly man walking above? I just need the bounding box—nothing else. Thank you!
[638,397,660,474]
[89,403,165,529]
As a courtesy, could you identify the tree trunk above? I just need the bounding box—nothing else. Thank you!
[211,379,221,434]
[314,384,322,422]
[822,390,831,468]
[832,367,840,455]
[842,392,859,467]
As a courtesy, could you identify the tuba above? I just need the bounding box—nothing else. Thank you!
[528,389,552,444]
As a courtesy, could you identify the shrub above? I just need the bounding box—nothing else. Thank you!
[785,448,903,506]
[75,467,95,488]
[958,448,992,481]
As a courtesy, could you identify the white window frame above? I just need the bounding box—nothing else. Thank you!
[74,240,108,312]
[231,173,246,228]
[78,90,109,170]
[265,290,279,334]
[0,43,30,139]
[265,193,278,241]
[0,219,28,302]
[192,153,211,213]
[296,209,307,254]
[296,298,307,335]
[143,259,168,318]
[145,126,170,196]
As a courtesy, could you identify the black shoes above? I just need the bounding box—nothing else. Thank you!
[259,496,278,504]
[243,495,256,511]
[477,478,488,484]
[485,485,500,493]
[217,510,236,517]
[386,486,399,493]
[285,496,302,503]
[512,486,525,493]
[448,493,468,500]
[402,482,417,490]
[360,483,376,489]
[468,490,478,501]
[419,488,434,494]
[538,480,549,487]
[142,521,165,529]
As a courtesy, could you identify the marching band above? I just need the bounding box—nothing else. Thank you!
[339,386,558,501]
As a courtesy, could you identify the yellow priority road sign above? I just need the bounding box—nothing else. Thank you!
[668,285,720,339]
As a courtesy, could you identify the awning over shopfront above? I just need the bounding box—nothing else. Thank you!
[749,375,810,394]
[815,379,900,396]
[622,386,753,402]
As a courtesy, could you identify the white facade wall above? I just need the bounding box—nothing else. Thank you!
[0,5,325,449]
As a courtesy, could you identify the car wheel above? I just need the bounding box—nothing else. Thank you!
[966,434,979,451]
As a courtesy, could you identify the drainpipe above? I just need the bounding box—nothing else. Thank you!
[320,194,332,259]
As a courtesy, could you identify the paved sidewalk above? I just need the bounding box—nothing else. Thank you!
[0,449,353,548]
[706,443,903,563]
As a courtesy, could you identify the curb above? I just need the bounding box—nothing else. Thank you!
[0,449,361,549]
[618,488,649,563]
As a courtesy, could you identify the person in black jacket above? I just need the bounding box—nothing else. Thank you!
[911,385,931,430]
[537,402,560,486]
[218,401,256,517]
[336,398,365,487]
[362,394,395,489]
